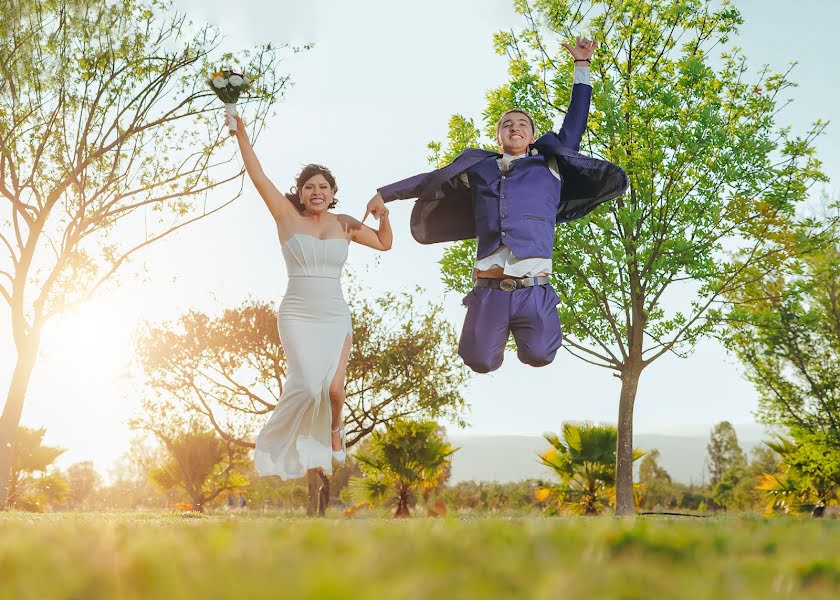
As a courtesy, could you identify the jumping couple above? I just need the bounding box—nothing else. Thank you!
[234,38,629,479]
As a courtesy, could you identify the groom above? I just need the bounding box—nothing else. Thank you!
[366,37,628,373]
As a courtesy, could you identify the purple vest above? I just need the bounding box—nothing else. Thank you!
[469,155,561,260]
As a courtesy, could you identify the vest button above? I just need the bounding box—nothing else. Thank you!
[501,232,506,236]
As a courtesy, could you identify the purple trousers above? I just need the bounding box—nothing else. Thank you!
[458,284,563,373]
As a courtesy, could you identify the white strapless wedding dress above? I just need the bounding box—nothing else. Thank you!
[254,233,351,479]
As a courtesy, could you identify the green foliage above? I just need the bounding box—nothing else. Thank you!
[11,426,65,476]
[706,421,746,487]
[536,422,644,515]
[439,480,539,512]
[7,426,66,510]
[427,116,486,167]
[90,437,170,510]
[245,473,309,511]
[724,229,840,515]
[757,435,840,516]
[710,444,783,512]
[146,424,250,512]
[637,449,678,509]
[349,420,457,517]
[724,235,840,452]
[64,461,102,510]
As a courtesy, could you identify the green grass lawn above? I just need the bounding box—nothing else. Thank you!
[2,511,840,599]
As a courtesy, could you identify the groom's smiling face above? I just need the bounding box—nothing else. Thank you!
[300,174,335,214]
[496,111,536,156]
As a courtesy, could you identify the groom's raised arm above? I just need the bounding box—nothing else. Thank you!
[553,66,593,151]
[553,36,598,151]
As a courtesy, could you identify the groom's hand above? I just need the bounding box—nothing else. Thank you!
[562,36,598,62]
[363,193,388,222]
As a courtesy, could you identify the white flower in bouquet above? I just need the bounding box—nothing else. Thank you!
[206,67,254,136]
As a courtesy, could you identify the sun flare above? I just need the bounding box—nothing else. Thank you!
[24,295,141,474]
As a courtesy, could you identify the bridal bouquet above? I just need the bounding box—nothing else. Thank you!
[206,68,253,135]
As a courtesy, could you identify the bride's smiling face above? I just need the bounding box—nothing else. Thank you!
[300,174,335,215]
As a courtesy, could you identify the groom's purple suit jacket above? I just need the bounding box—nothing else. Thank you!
[378,83,629,251]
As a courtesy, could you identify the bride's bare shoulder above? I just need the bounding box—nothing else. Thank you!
[336,213,363,233]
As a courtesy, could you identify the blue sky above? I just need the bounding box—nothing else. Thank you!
[2,0,837,473]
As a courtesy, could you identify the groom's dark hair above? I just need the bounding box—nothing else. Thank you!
[286,164,339,211]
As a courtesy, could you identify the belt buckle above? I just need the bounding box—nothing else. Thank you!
[499,278,517,292]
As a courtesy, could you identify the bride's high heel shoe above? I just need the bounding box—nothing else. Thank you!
[332,425,346,465]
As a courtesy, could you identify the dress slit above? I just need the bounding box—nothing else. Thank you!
[253,234,351,479]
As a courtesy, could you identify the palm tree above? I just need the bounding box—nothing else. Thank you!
[349,420,457,518]
[8,426,67,510]
[756,436,840,516]
[536,423,644,516]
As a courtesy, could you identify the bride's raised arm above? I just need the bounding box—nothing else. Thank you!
[233,115,295,222]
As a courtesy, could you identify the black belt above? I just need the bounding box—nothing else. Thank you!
[474,276,550,292]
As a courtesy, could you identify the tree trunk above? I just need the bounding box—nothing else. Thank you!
[614,364,642,516]
[0,337,39,508]
[304,469,331,517]
[394,489,410,518]
[317,471,330,517]
[306,469,319,517]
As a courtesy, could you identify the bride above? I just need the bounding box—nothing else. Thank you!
[233,115,392,479]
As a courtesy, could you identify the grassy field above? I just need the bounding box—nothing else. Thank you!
[2,511,840,599]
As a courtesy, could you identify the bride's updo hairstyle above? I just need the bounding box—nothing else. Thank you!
[286,164,339,211]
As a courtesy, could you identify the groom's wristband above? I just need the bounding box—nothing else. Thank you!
[574,59,591,64]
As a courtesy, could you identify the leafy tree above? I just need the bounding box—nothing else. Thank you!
[706,421,746,487]
[535,422,643,515]
[349,420,457,518]
[711,445,781,512]
[637,449,677,510]
[7,425,67,510]
[64,461,102,510]
[93,437,168,510]
[0,0,297,506]
[144,422,250,512]
[435,0,826,515]
[672,485,714,512]
[724,237,840,453]
[440,480,539,512]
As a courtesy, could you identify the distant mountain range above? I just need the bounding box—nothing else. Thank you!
[448,424,771,485]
